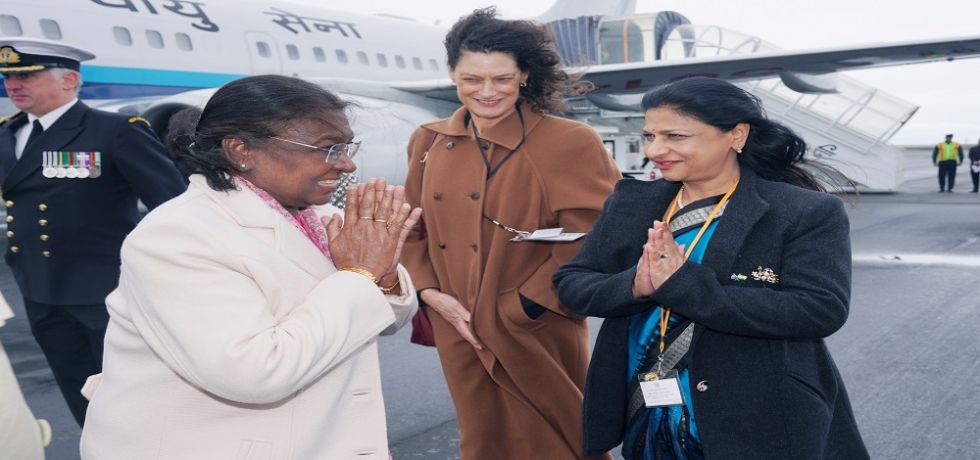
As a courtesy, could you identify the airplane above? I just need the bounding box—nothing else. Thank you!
[3,0,980,190]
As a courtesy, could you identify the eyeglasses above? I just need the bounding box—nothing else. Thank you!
[268,136,361,164]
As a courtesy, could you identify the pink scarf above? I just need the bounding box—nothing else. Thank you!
[236,176,332,262]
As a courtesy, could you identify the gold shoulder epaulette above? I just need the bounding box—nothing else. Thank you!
[128,116,151,127]
[0,112,21,126]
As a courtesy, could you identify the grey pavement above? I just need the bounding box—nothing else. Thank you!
[2,148,979,459]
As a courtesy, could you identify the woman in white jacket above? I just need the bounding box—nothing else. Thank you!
[80,75,421,460]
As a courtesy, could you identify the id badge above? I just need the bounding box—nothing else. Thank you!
[638,369,684,407]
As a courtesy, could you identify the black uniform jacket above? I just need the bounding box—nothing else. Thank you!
[0,101,185,305]
[553,168,869,459]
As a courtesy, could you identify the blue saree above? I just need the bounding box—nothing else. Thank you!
[623,195,728,460]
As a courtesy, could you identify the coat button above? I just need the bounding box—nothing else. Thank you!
[5,231,12,238]
[9,246,18,253]
[38,204,47,211]
[38,219,47,226]
[5,215,12,222]
[40,235,49,242]
[696,381,710,392]
[42,251,50,258]
[469,192,480,200]
[4,200,12,207]
[445,142,454,149]
[433,191,442,200]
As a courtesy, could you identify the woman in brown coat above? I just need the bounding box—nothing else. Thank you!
[402,8,620,459]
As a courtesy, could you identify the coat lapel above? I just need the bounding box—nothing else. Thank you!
[190,176,335,281]
[422,103,544,150]
[700,168,769,279]
[0,112,26,181]
[4,102,87,191]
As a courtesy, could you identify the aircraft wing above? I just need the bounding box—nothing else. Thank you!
[583,35,980,95]
[388,80,459,103]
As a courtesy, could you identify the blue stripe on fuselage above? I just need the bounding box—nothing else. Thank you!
[0,65,247,99]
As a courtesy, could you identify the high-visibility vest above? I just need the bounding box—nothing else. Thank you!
[938,142,960,161]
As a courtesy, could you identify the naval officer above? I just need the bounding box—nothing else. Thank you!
[0,38,186,426]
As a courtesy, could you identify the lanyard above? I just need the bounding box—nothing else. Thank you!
[655,181,739,354]
[469,105,527,180]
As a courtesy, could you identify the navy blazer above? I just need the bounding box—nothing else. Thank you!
[0,101,186,305]
[554,168,869,459]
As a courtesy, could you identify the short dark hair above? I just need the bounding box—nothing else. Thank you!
[165,75,349,191]
[444,7,587,114]
[641,77,836,192]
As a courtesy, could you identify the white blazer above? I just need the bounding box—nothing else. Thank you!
[80,175,417,460]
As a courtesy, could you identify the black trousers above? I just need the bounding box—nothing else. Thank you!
[23,299,109,426]
[937,160,958,191]
[971,167,979,192]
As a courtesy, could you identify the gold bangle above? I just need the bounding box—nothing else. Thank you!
[338,267,378,284]
[378,279,399,295]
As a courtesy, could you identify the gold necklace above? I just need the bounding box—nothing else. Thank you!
[676,186,685,209]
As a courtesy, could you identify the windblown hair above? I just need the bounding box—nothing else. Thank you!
[641,77,848,192]
[445,7,587,114]
[165,75,349,191]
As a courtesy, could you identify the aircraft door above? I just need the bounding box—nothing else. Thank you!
[244,32,282,75]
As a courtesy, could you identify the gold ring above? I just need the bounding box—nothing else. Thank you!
[374,219,386,223]
[386,220,394,230]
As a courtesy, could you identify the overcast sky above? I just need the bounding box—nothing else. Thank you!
[322,0,980,145]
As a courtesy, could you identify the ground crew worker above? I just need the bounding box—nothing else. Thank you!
[933,133,963,192]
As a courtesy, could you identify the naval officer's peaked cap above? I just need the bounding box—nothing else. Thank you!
[0,37,95,74]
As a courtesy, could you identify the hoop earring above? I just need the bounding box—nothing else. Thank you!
[520,81,527,87]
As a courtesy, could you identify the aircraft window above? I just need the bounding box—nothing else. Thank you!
[175,33,192,51]
[146,30,164,49]
[0,15,23,36]
[395,55,405,69]
[313,47,326,62]
[336,49,348,64]
[376,53,388,68]
[40,19,62,40]
[287,44,300,60]
[428,59,439,71]
[357,51,369,66]
[113,26,132,46]
[256,41,271,58]
[412,57,423,70]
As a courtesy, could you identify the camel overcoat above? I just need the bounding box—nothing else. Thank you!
[402,104,621,458]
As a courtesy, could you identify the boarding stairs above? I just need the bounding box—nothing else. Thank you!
[549,14,917,190]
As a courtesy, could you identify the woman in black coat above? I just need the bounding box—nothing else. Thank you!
[553,77,869,460]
